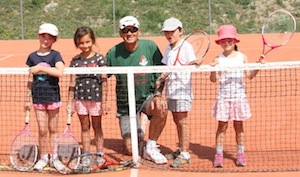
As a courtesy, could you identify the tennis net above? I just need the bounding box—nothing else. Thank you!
[0,61,299,172]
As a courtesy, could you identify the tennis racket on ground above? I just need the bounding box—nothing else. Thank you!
[71,153,134,174]
[258,9,296,62]
[52,109,81,174]
[10,110,38,171]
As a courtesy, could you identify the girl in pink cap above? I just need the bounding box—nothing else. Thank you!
[210,25,258,168]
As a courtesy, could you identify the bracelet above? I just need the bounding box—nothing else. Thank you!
[154,90,162,96]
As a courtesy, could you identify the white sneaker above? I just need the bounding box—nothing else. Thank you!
[52,157,68,174]
[143,145,167,164]
[33,157,49,171]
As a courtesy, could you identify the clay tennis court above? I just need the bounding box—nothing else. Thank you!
[0,33,300,177]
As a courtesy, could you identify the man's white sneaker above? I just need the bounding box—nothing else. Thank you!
[143,146,167,164]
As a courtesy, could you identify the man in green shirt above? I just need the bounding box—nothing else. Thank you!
[106,16,168,164]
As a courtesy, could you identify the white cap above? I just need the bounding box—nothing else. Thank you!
[161,17,183,32]
[38,23,58,36]
[119,16,140,29]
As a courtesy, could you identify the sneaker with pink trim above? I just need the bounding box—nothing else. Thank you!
[236,152,246,166]
[213,152,223,168]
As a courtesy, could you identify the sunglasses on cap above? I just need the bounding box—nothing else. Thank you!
[121,27,139,34]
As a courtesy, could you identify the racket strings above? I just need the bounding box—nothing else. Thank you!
[263,11,296,46]
[10,133,37,170]
[55,135,80,169]
[186,32,210,60]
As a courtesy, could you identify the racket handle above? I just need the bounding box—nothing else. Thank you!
[66,108,72,125]
[258,55,266,64]
[25,109,30,124]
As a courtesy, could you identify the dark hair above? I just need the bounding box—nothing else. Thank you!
[234,44,238,51]
[73,26,96,47]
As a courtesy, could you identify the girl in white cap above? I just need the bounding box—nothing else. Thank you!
[24,23,65,171]
[210,25,258,168]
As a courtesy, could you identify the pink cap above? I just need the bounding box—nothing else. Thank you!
[215,25,240,44]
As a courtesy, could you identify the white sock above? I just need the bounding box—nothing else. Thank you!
[180,151,190,159]
[146,139,157,148]
[97,150,104,156]
[237,145,245,152]
[41,154,49,161]
[216,145,223,153]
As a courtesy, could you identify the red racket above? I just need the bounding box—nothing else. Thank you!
[157,29,210,82]
[173,29,210,66]
[10,110,38,171]
[91,155,134,172]
[258,9,296,62]
[52,109,81,174]
[71,153,134,174]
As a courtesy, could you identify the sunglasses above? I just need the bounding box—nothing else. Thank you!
[219,38,234,44]
[121,27,139,34]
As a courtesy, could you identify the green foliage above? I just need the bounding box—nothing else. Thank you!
[234,0,251,5]
[0,0,298,40]
[276,0,285,7]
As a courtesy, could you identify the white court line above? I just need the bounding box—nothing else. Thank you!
[130,168,139,177]
[0,54,13,61]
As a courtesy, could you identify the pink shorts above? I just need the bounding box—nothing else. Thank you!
[211,99,251,122]
[74,100,102,116]
[33,101,62,110]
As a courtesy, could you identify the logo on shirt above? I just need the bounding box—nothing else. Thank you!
[139,55,148,66]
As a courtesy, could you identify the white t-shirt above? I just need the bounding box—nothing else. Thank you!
[161,39,196,100]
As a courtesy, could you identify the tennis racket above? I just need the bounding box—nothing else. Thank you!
[157,29,210,84]
[52,109,81,174]
[258,9,296,62]
[10,110,38,171]
[173,29,210,66]
[71,153,134,174]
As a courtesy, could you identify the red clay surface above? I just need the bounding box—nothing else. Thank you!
[0,33,300,177]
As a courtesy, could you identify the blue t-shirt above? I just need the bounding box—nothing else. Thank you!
[26,50,64,104]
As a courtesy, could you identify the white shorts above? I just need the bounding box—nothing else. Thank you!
[211,99,251,122]
[167,99,192,112]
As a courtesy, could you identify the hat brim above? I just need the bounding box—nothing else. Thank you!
[215,35,240,44]
[161,26,178,32]
[38,30,58,36]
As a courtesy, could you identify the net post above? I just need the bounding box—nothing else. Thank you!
[127,71,140,165]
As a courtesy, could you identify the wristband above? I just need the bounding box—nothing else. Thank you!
[154,90,162,96]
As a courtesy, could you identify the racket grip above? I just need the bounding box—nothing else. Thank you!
[257,55,266,64]
[66,108,72,125]
[25,109,30,124]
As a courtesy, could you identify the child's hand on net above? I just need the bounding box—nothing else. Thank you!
[189,58,203,66]
[210,58,219,67]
